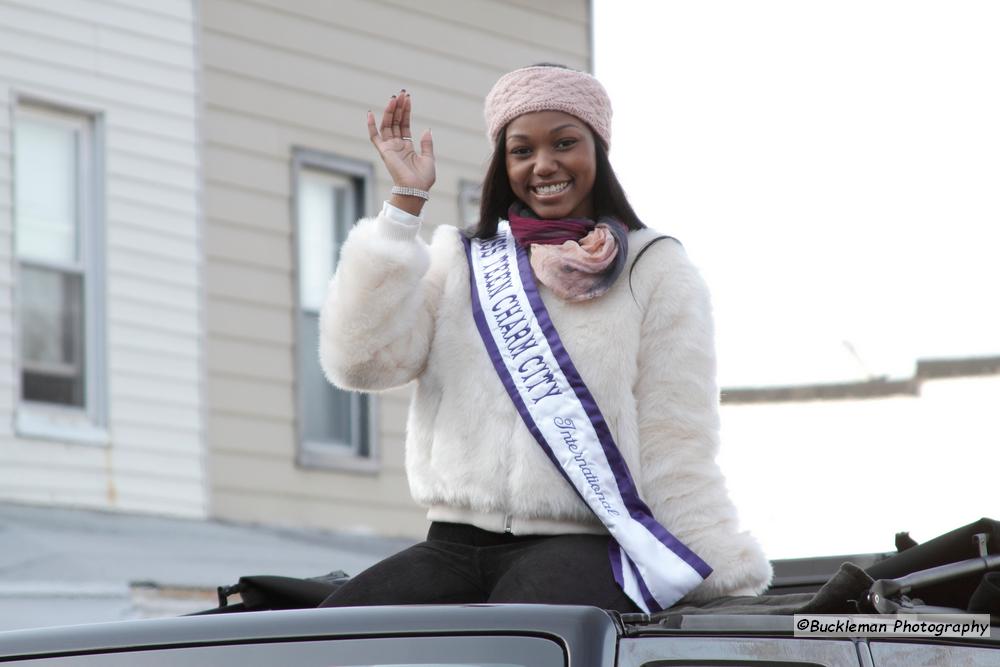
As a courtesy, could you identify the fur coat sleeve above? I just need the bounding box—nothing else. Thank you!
[632,237,773,602]
[318,212,447,391]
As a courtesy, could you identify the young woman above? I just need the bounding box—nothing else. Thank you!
[318,65,771,612]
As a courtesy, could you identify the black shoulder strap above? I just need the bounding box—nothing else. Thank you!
[628,235,679,297]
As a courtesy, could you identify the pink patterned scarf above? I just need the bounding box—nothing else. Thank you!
[507,204,629,302]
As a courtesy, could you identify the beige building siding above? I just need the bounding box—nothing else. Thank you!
[0,0,204,516]
[201,0,591,538]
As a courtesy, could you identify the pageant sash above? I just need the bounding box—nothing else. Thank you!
[463,221,712,613]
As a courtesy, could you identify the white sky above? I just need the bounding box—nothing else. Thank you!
[594,0,1000,388]
[594,1,1000,559]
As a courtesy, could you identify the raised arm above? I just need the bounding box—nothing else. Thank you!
[318,91,445,392]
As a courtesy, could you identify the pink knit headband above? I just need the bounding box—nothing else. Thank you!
[484,65,612,148]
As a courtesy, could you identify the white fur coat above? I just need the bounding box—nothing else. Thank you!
[319,208,773,601]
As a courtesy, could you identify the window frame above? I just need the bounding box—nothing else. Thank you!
[290,148,379,473]
[458,178,482,230]
[619,635,865,666]
[11,95,108,446]
[0,633,567,666]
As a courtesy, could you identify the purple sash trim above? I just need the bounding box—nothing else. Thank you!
[607,543,633,609]
[608,540,624,584]
[462,240,571,482]
[463,225,712,612]
[508,231,713,582]
[626,549,659,612]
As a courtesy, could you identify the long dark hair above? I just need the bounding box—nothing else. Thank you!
[472,127,646,239]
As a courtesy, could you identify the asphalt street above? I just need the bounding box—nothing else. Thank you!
[0,503,413,630]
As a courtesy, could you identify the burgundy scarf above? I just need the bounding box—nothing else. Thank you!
[507,203,629,302]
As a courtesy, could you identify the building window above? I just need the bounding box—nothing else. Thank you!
[458,179,482,230]
[293,150,376,471]
[13,101,107,444]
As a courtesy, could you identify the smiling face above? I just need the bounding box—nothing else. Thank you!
[504,110,598,220]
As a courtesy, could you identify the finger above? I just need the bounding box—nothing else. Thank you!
[380,95,397,138]
[400,93,412,140]
[390,89,406,135]
[419,128,434,159]
[366,110,380,145]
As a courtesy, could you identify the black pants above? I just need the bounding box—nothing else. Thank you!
[319,522,639,612]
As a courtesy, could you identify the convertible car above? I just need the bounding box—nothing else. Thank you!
[0,519,996,667]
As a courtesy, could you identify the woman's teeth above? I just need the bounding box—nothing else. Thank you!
[533,182,570,195]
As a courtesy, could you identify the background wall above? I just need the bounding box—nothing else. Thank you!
[199,0,592,537]
[0,0,205,517]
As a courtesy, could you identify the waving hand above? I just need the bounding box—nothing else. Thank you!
[367,90,435,194]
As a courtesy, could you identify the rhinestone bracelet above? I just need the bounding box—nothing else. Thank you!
[391,186,430,201]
